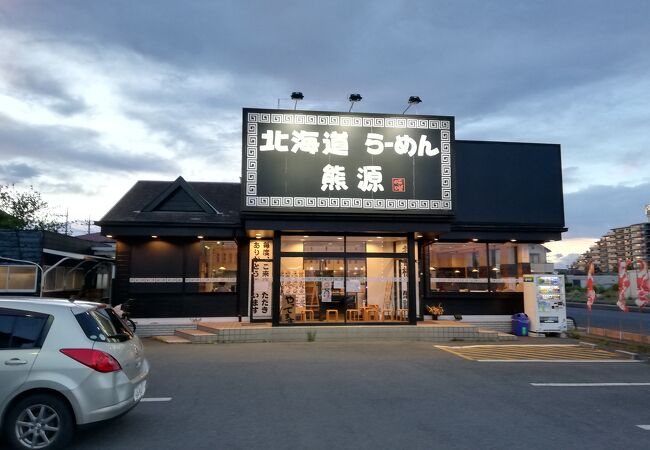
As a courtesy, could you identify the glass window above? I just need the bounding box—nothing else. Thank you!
[428,243,489,292]
[488,243,519,292]
[0,266,37,292]
[196,241,237,292]
[346,236,407,253]
[75,307,133,343]
[281,236,344,253]
[0,314,13,349]
[0,266,7,290]
[11,315,48,348]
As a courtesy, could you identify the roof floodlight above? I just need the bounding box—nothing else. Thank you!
[402,96,422,114]
[290,92,304,110]
[348,93,362,112]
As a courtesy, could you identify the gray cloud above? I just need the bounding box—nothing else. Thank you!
[0,113,179,175]
[564,182,650,237]
[3,62,88,116]
[562,166,580,185]
[3,1,650,118]
[0,162,40,183]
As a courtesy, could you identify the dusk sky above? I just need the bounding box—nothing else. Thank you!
[1,1,649,266]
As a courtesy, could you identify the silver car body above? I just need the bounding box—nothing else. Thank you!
[0,297,149,428]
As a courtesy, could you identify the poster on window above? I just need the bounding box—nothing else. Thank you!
[250,240,273,320]
[321,280,332,303]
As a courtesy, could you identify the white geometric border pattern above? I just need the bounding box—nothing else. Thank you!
[245,112,452,211]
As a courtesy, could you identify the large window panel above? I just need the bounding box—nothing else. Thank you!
[188,241,238,293]
[429,243,488,292]
[346,236,407,253]
[281,236,344,253]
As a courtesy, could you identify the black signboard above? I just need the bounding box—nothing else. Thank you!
[242,108,454,215]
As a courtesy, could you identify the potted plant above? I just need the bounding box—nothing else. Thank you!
[426,303,444,320]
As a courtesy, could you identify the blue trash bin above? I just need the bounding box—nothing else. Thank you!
[511,313,530,336]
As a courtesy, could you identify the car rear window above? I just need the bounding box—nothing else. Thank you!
[75,307,134,343]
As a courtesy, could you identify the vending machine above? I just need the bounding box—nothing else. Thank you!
[523,274,567,333]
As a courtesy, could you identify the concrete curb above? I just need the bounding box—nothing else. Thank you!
[567,302,649,313]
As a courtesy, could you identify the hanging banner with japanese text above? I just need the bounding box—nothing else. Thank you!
[249,240,273,319]
[242,108,454,215]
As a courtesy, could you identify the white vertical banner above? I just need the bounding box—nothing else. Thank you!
[250,240,273,319]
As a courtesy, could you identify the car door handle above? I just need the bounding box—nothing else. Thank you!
[4,358,28,366]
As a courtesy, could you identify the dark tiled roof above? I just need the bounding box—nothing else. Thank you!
[98,178,241,225]
[75,232,116,243]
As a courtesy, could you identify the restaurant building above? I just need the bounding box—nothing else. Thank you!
[98,108,566,325]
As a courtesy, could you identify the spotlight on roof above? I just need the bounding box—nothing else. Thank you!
[402,95,422,114]
[348,93,362,112]
[290,92,304,110]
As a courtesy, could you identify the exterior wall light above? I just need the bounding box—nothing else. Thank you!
[402,96,422,114]
[106,234,113,238]
[197,235,204,239]
[151,235,158,239]
[348,93,362,112]
[472,238,478,242]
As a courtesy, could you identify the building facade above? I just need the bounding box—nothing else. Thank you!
[571,206,650,273]
[98,109,566,325]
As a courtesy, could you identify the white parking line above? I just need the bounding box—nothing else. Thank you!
[637,425,650,430]
[141,397,172,402]
[531,383,650,387]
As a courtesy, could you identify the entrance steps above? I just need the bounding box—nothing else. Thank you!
[153,321,517,344]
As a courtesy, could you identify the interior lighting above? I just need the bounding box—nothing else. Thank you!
[303,235,309,238]
[218,266,226,271]
[454,269,460,273]
[510,239,517,242]
[492,267,500,271]
[402,96,422,114]
[106,235,113,238]
[197,235,204,239]
[348,93,362,112]
[434,238,438,241]
[337,237,343,240]
[151,235,158,239]
[291,91,304,110]
[204,245,210,249]
[472,238,478,242]
[430,267,436,271]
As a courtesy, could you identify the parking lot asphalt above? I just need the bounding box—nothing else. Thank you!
[69,338,650,450]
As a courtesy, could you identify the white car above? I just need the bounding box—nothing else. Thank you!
[0,297,149,450]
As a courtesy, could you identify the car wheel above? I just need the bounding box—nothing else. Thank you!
[4,393,74,450]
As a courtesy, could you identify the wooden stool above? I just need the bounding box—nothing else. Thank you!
[294,307,314,322]
[346,309,361,321]
[396,309,408,321]
[381,309,394,321]
[326,309,339,322]
[365,308,380,321]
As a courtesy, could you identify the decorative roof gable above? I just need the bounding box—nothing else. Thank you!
[141,176,220,214]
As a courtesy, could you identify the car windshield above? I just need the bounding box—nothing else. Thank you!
[75,307,134,343]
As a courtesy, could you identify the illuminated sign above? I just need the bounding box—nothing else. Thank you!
[242,108,454,214]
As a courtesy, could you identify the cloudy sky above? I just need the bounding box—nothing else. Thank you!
[1,0,649,264]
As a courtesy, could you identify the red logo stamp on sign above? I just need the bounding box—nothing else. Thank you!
[392,178,405,193]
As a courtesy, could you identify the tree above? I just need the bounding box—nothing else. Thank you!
[0,185,65,232]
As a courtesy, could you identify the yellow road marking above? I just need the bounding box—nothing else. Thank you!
[434,344,630,362]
